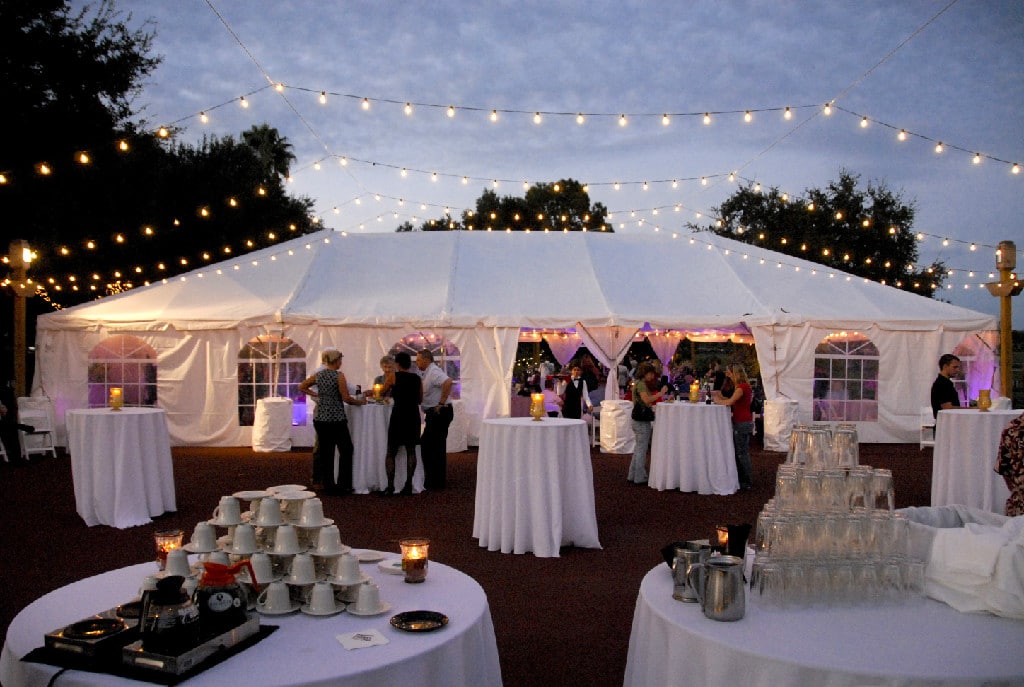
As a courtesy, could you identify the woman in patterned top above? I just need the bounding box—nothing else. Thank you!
[298,348,367,494]
[996,413,1024,516]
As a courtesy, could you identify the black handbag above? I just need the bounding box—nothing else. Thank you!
[631,399,655,422]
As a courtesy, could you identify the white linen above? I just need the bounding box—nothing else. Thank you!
[252,397,293,452]
[648,402,738,495]
[599,399,635,453]
[473,418,602,557]
[0,558,502,687]
[446,399,469,452]
[931,408,1017,514]
[623,564,1024,687]
[65,408,176,529]
[345,403,424,494]
[762,398,799,452]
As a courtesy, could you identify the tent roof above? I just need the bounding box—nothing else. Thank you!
[37,229,997,333]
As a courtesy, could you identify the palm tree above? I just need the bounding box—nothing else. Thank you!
[241,124,295,179]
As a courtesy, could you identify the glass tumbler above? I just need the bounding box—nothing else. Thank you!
[871,469,895,511]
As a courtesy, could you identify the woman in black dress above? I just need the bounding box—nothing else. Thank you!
[382,351,423,494]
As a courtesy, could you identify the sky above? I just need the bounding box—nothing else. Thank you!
[78,0,1023,327]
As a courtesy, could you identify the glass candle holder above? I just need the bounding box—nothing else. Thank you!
[400,538,429,583]
[373,383,383,402]
[529,393,545,421]
[109,387,123,411]
[154,529,184,570]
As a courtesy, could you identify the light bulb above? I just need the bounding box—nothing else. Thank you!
[662,114,670,126]
[576,113,585,125]
[77,152,90,164]
[533,112,542,125]
[275,82,284,92]
[935,142,943,153]
[973,153,981,165]
[404,102,413,115]
[619,114,627,127]
[823,103,832,115]
[490,109,498,122]
[462,176,468,184]
[897,129,907,141]
[784,107,792,120]
[447,105,455,118]
[362,97,370,110]
[431,172,438,182]
[37,163,51,175]
[239,96,248,108]
[319,91,327,104]
[700,177,707,186]
[1013,163,1021,174]
[642,181,648,191]
[613,182,620,190]
[199,111,208,123]
[400,168,407,177]
[118,139,129,152]
[672,180,678,188]
[744,110,752,123]
[860,116,868,128]
[313,161,321,171]
[339,156,348,166]
[158,127,169,138]
[703,113,711,125]
[728,173,735,182]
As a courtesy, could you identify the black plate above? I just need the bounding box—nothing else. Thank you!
[115,601,143,619]
[389,610,448,632]
[63,617,126,640]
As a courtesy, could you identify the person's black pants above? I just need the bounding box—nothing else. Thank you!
[420,405,453,489]
[312,419,354,493]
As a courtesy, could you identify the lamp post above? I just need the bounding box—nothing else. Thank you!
[984,241,1022,400]
[8,239,36,398]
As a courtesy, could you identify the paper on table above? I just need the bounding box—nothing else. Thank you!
[337,629,390,650]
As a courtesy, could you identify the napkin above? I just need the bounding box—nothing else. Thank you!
[337,629,390,650]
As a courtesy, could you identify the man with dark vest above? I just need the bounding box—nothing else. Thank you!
[561,363,593,420]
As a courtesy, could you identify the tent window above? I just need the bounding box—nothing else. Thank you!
[238,336,307,426]
[87,335,158,407]
[952,337,998,405]
[388,332,461,399]
[812,335,879,422]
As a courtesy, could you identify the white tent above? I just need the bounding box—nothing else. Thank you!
[33,230,998,446]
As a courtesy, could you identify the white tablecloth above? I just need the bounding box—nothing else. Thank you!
[599,399,635,453]
[1,557,502,687]
[473,418,602,557]
[624,564,1024,687]
[446,399,468,452]
[932,408,1018,514]
[65,408,176,529]
[649,402,738,495]
[253,397,294,452]
[346,403,425,494]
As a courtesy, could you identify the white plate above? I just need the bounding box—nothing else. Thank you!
[182,542,219,553]
[377,559,405,576]
[276,490,315,501]
[233,490,271,501]
[268,484,306,494]
[311,545,352,558]
[327,572,371,586]
[357,551,385,563]
[295,518,334,528]
[300,603,345,617]
[284,575,318,586]
[346,601,392,617]
[256,600,301,615]
[208,516,243,527]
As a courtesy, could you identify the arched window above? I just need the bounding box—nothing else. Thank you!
[87,335,158,407]
[953,333,1000,403]
[389,332,461,399]
[238,336,307,426]
[812,333,879,422]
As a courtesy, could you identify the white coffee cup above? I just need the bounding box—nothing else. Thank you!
[212,496,242,525]
[288,552,317,584]
[257,581,292,613]
[299,498,326,527]
[256,497,284,526]
[334,552,360,583]
[306,581,338,614]
[139,575,159,597]
[355,582,380,614]
[203,550,230,566]
[164,548,191,577]
[272,525,302,555]
[249,552,275,584]
[230,523,258,554]
[189,522,217,551]
[315,525,344,555]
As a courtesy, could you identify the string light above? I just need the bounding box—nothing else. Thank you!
[703,113,711,125]
[239,96,248,108]
[661,114,670,126]
[784,107,792,120]
[490,109,498,122]
[576,113,585,125]
[897,129,907,141]
[619,114,628,127]
[744,110,752,123]
[533,112,542,125]
[199,111,208,123]
[319,91,327,104]
[446,105,456,118]
[361,97,370,110]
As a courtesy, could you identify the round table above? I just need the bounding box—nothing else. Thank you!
[345,403,424,494]
[599,399,635,453]
[253,397,294,452]
[932,408,1019,514]
[624,564,1024,687]
[473,417,601,557]
[65,408,176,529]
[648,402,738,495]
[1,557,502,687]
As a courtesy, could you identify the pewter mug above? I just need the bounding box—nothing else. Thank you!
[687,555,746,621]
[671,547,709,603]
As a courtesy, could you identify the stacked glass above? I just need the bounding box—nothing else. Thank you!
[752,425,925,608]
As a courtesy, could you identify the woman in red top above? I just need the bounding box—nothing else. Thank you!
[713,363,754,490]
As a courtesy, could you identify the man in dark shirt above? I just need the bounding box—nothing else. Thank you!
[930,353,962,418]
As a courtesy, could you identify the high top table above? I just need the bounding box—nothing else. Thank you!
[648,402,738,495]
[65,407,176,529]
[345,402,424,493]
[473,417,601,557]
[624,563,1024,687]
[1,557,502,687]
[932,408,1019,514]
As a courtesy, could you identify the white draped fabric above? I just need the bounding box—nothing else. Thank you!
[542,333,582,365]
[645,333,680,367]
[575,324,638,402]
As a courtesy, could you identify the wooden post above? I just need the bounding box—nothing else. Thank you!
[986,241,1022,399]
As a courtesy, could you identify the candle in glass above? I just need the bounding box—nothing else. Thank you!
[529,393,545,421]
[373,383,383,402]
[689,382,700,403]
[109,386,123,411]
[716,525,729,549]
[400,538,429,583]
[154,529,184,570]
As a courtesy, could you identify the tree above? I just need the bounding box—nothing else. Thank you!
[241,124,296,179]
[691,171,946,295]
[396,179,613,232]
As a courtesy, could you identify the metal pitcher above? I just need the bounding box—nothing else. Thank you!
[687,555,746,621]
[671,547,709,603]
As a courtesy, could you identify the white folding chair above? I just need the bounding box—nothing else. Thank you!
[919,405,936,450]
[17,396,58,460]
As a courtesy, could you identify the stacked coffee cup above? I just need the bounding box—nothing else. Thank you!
[750,424,926,608]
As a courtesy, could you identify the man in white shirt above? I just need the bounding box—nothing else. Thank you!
[416,349,453,490]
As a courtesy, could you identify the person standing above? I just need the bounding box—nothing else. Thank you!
[298,348,367,494]
[930,354,962,418]
[416,349,453,490]
[561,363,593,420]
[628,361,666,484]
[382,352,422,495]
[714,363,754,490]
[996,412,1024,517]
[372,355,396,399]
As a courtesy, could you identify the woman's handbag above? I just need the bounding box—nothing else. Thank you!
[631,399,655,422]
